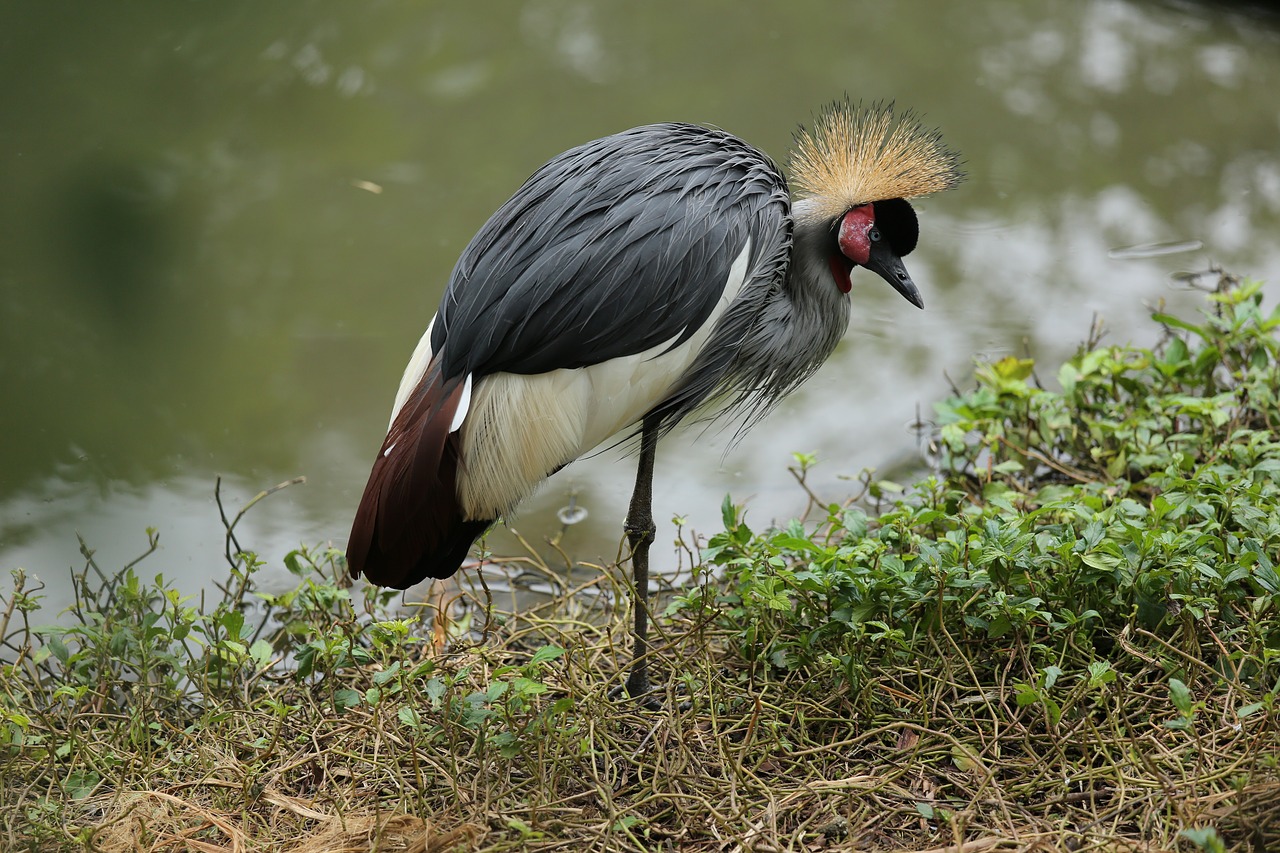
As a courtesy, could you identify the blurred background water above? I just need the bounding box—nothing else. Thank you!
[3,0,1279,610]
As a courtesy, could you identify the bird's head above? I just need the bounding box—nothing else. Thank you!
[789,100,963,309]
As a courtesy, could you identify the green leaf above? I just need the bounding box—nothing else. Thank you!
[283,550,306,576]
[772,534,819,554]
[506,815,539,837]
[248,639,274,669]
[791,451,818,471]
[1152,312,1208,339]
[1169,678,1194,715]
[871,479,904,496]
[425,677,446,706]
[333,688,361,710]
[511,676,547,697]
[529,644,565,666]
[46,635,69,664]
[1014,684,1040,707]
[1042,695,1062,727]
[294,646,316,679]
[1058,362,1080,395]
[1178,827,1226,853]
[842,509,869,538]
[63,769,100,800]
[993,355,1036,381]
[1163,335,1189,365]
[372,661,402,685]
[1080,551,1121,571]
[987,613,1012,639]
[1086,661,1116,689]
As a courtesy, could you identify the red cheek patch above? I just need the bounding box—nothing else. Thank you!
[838,204,875,267]
[828,255,852,294]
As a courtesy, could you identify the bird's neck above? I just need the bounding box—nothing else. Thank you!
[776,215,853,367]
[725,215,851,419]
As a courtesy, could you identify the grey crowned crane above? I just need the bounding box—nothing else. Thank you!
[346,100,962,700]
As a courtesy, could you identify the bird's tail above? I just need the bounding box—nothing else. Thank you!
[346,358,492,589]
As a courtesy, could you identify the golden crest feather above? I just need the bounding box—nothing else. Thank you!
[788,100,963,220]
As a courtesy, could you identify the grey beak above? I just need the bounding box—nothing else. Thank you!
[864,239,924,309]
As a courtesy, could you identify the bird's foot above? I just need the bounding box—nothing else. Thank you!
[608,676,664,711]
[608,673,694,712]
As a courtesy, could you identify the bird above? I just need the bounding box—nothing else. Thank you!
[346,99,962,700]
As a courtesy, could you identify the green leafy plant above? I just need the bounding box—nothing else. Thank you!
[672,273,1280,719]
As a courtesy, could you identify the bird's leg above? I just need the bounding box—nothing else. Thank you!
[620,416,659,700]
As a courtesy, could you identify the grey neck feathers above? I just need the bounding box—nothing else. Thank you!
[729,211,850,426]
[648,201,851,442]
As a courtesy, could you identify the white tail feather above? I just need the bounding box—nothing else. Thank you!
[389,315,437,431]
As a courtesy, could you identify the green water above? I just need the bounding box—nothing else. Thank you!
[3,1,1278,605]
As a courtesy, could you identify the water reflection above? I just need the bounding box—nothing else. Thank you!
[1108,240,1204,260]
[1,472,322,616]
[1,0,1278,604]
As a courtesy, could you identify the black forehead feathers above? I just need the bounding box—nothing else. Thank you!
[874,198,919,257]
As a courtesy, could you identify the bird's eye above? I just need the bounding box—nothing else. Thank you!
[868,227,881,242]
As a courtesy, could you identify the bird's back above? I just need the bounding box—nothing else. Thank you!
[432,123,793,394]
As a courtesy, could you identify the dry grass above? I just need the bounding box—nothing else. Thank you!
[7,555,1275,853]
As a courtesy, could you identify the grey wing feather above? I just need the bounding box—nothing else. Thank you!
[432,123,793,438]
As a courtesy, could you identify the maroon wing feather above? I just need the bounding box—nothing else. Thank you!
[346,359,493,588]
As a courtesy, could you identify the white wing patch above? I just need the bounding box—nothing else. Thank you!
[449,373,473,433]
[454,237,755,520]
